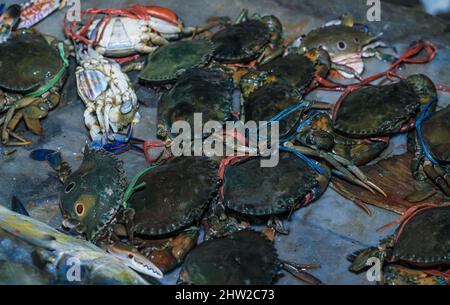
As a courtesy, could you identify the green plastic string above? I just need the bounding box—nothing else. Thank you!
[25,42,69,98]
[122,165,156,208]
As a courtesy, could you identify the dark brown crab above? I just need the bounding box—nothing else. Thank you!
[211,9,283,64]
[407,105,450,201]
[178,230,323,285]
[113,156,220,273]
[0,29,69,145]
[295,74,438,166]
[349,204,450,285]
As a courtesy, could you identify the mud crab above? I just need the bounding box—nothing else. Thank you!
[296,74,438,166]
[219,146,384,234]
[178,230,323,285]
[0,29,69,145]
[211,9,283,64]
[111,156,220,273]
[67,5,200,58]
[408,105,450,201]
[349,204,450,285]
[157,67,234,140]
[239,48,330,138]
[293,13,388,79]
[137,39,215,83]
[75,46,140,148]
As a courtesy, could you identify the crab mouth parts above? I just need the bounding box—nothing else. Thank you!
[331,52,364,78]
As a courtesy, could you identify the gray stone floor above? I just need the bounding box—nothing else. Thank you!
[0,0,449,285]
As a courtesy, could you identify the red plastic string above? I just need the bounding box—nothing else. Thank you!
[376,203,443,236]
[312,41,445,121]
[142,140,166,163]
[422,269,450,284]
[113,54,140,65]
[65,5,179,47]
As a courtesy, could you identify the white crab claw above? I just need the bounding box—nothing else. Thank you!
[107,244,164,279]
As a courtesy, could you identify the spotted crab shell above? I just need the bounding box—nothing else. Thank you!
[60,148,127,242]
[334,80,421,137]
[178,230,279,285]
[223,152,328,216]
[0,30,63,92]
[391,205,450,265]
[212,19,270,63]
[126,157,219,236]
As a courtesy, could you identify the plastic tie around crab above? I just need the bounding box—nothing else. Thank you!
[0,4,4,15]
[25,42,69,98]
[413,97,447,172]
[121,164,157,209]
[256,101,306,142]
[278,145,325,175]
[311,40,445,120]
[64,5,179,47]
[376,203,445,235]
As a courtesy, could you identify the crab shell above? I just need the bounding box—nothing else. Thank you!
[420,106,450,164]
[223,152,330,216]
[212,19,271,63]
[334,80,422,137]
[240,74,303,138]
[0,30,64,92]
[126,157,219,236]
[388,206,450,266]
[178,230,279,285]
[138,39,214,83]
[259,51,329,91]
[158,68,234,138]
[60,148,127,242]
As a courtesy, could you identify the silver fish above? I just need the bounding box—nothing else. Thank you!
[0,205,150,285]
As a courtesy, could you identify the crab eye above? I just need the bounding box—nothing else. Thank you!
[128,253,134,259]
[354,37,360,43]
[65,182,76,193]
[337,41,347,50]
[75,203,84,216]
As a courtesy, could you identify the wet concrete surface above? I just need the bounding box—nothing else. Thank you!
[0,0,449,285]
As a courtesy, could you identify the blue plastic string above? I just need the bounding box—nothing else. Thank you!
[279,145,325,175]
[414,97,445,171]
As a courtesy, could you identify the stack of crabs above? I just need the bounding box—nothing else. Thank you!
[0,2,448,285]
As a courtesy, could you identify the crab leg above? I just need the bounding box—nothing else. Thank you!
[287,144,385,196]
[84,103,103,144]
[331,153,387,197]
[423,163,450,197]
[280,260,324,285]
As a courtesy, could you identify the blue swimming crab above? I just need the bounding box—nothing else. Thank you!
[293,13,390,79]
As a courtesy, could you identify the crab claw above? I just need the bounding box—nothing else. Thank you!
[107,242,164,279]
[281,260,324,285]
[287,144,386,197]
